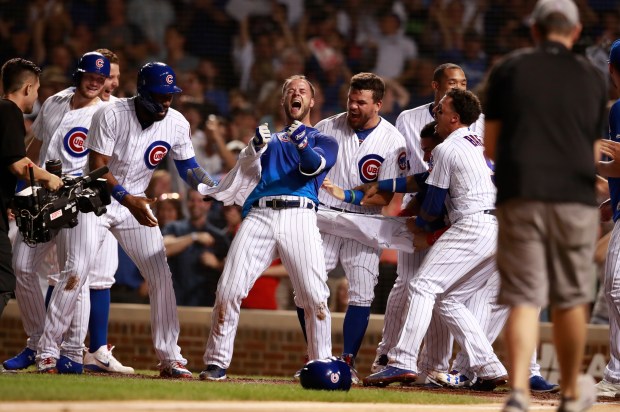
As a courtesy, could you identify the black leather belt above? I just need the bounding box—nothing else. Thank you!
[325,205,365,215]
[253,199,314,210]
[483,209,496,216]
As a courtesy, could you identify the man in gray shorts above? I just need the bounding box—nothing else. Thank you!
[484,0,607,411]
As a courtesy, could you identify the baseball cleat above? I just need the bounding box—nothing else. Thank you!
[471,374,508,391]
[595,378,620,398]
[341,353,360,385]
[57,355,83,374]
[363,366,418,387]
[428,370,464,388]
[84,344,135,374]
[160,361,192,379]
[199,364,227,381]
[3,347,36,370]
[37,357,58,374]
[529,375,560,393]
[370,354,389,373]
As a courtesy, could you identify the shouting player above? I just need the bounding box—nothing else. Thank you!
[199,75,338,381]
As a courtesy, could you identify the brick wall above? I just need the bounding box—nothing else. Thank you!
[0,301,611,378]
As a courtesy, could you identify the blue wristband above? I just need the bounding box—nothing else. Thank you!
[377,177,407,193]
[111,184,128,203]
[343,190,364,205]
[377,179,393,192]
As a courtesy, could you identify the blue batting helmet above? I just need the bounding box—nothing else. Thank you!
[299,358,352,391]
[136,62,182,114]
[73,52,110,84]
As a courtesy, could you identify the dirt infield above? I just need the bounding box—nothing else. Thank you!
[0,401,619,412]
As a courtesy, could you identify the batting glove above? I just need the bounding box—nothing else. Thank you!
[253,123,272,149]
[287,120,308,150]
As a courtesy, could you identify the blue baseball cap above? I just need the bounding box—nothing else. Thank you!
[609,39,620,66]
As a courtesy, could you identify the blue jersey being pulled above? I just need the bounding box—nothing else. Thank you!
[609,100,620,222]
[242,126,338,217]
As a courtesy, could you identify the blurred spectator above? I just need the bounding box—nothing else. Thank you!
[97,0,148,68]
[163,189,230,307]
[37,66,70,107]
[407,58,436,108]
[154,193,184,229]
[163,24,200,74]
[66,23,96,59]
[367,10,418,82]
[145,169,173,199]
[111,246,149,304]
[47,44,75,79]
[334,277,350,313]
[379,79,410,125]
[197,58,230,117]
[127,0,175,60]
[228,107,259,146]
[457,29,487,90]
[30,0,73,64]
[204,114,236,175]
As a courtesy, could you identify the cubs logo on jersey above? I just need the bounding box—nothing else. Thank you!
[63,127,89,158]
[144,140,171,169]
[358,154,384,183]
[398,151,407,171]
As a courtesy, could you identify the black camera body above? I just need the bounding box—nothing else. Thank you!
[13,164,111,245]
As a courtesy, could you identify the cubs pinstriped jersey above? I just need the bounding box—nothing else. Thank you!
[315,113,407,214]
[608,100,620,222]
[396,102,485,207]
[32,92,106,175]
[242,126,337,217]
[426,127,495,223]
[87,97,195,197]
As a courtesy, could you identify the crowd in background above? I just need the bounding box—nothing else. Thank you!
[2,0,620,314]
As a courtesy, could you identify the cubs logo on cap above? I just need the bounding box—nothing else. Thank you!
[358,154,384,183]
[63,127,89,158]
[95,58,104,68]
[144,140,171,169]
[165,74,174,84]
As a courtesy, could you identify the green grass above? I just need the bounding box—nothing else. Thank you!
[0,371,492,404]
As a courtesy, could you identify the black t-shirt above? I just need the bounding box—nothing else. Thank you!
[486,41,607,206]
[0,98,26,231]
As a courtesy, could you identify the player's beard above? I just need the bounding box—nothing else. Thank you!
[346,111,371,131]
[284,102,310,122]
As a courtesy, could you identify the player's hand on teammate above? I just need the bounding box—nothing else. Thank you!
[321,178,345,200]
[125,195,158,227]
[353,182,379,204]
[253,123,272,149]
[286,120,308,150]
[600,139,620,160]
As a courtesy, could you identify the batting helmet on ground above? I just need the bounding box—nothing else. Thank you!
[73,52,110,84]
[299,357,352,391]
[136,62,182,114]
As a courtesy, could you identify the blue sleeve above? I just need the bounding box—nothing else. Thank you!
[415,184,448,229]
[300,132,339,176]
[611,102,620,142]
[173,157,217,189]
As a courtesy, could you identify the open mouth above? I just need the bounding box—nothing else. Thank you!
[291,99,302,110]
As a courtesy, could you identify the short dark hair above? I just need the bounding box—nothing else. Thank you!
[282,75,315,97]
[350,72,384,102]
[95,48,120,65]
[445,88,481,125]
[1,58,41,94]
[534,12,575,37]
[420,120,437,139]
[433,63,463,83]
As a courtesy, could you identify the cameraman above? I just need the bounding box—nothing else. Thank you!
[0,58,62,319]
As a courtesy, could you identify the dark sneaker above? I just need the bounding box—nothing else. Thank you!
[57,355,83,374]
[3,347,36,370]
[471,374,509,391]
[530,375,560,393]
[199,364,227,381]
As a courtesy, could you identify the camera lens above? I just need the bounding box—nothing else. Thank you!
[45,159,62,177]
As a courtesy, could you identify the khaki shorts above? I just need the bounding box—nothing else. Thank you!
[496,199,598,308]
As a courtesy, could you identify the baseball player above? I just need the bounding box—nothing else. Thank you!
[36,62,213,378]
[363,89,507,387]
[595,38,620,398]
[199,75,338,381]
[296,72,407,383]
[373,63,556,392]
[2,52,130,374]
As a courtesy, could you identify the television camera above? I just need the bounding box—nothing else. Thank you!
[12,160,111,245]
